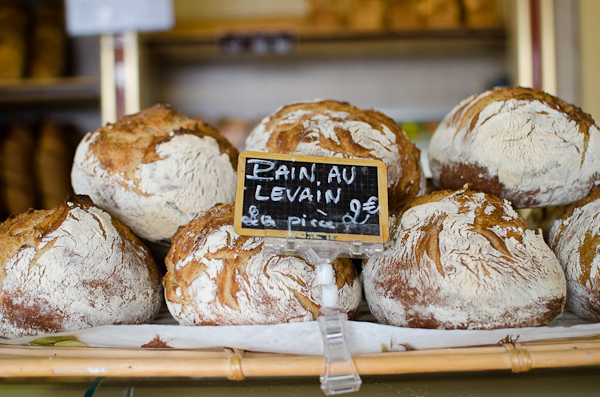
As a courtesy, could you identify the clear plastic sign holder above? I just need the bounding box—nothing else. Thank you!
[263,237,383,395]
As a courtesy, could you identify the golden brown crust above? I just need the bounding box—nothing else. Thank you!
[452,87,595,146]
[430,87,600,209]
[0,195,162,336]
[549,188,600,321]
[89,104,239,182]
[164,202,360,324]
[167,203,357,294]
[550,187,600,253]
[364,186,566,330]
[0,195,161,287]
[557,187,600,237]
[402,187,528,252]
[250,100,422,212]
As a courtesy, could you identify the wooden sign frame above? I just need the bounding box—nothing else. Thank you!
[234,152,389,243]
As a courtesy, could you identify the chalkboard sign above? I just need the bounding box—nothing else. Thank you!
[234,152,389,243]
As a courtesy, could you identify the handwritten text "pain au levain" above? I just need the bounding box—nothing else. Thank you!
[241,159,381,232]
[246,159,356,204]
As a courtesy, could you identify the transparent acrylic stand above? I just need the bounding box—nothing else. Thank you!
[263,238,383,395]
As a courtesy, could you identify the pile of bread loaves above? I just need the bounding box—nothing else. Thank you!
[2,86,600,339]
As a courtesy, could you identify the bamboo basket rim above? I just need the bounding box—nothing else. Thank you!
[1,336,600,379]
[1,303,599,379]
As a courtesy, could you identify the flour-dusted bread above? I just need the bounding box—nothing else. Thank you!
[550,188,600,322]
[164,203,362,325]
[0,195,162,338]
[71,104,239,243]
[428,87,600,208]
[363,187,566,330]
[245,100,424,212]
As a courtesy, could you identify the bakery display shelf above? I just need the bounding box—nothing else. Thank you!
[2,299,600,381]
[142,18,506,59]
[0,336,600,380]
[0,76,100,108]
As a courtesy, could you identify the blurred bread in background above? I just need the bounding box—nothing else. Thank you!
[0,119,79,218]
[1,121,37,215]
[30,0,67,79]
[463,0,501,28]
[418,0,462,29]
[308,0,502,31]
[348,0,387,31]
[0,0,68,81]
[35,119,77,210]
[309,0,345,28]
[0,2,28,81]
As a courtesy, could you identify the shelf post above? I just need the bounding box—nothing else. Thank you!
[100,31,140,125]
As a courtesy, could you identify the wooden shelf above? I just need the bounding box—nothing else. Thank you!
[143,19,507,59]
[0,76,100,109]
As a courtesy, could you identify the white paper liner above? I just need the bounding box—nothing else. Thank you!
[2,306,600,355]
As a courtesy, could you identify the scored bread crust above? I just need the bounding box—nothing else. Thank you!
[245,100,424,212]
[0,195,162,338]
[363,187,566,330]
[71,104,239,243]
[164,203,362,325]
[428,87,600,208]
[550,188,600,321]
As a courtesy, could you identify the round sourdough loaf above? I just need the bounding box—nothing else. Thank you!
[164,203,362,325]
[363,187,566,330]
[428,87,600,208]
[0,195,162,338]
[244,100,424,212]
[71,104,239,243]
[550,188,600,322]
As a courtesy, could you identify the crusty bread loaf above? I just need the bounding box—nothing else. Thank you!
[428,87,600,208]
[550,188,600,322]
[245,100,424,212]
[363,186,566,330]
[164,203,362,325]
[0,195,162,338]
[71,104,239,243]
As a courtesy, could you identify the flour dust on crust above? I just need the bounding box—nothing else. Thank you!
[363,187,566,330]
[244,100,424,212]
[550,188,600,321]
[428,87,600,208]
[0,195,163,338]
[71,104,239,243]
[163,203,362,326]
